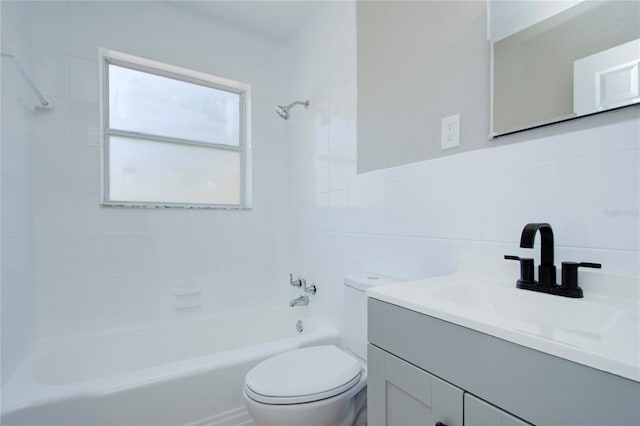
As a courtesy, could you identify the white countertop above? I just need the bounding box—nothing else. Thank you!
[367,258,640,382]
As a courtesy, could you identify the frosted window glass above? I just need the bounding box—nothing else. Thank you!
[108,64,240,146]
[108,136,241,205]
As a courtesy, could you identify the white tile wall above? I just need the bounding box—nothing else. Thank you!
[287,2,640,334]
[1,1,37,383]
[25,1,292,339]
[33,96,69,144]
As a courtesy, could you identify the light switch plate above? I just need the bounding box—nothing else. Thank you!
[441,114,460,149]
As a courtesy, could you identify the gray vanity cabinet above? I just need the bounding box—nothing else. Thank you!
[368,344,463,426]
[368,344,529,426]
[368,298,640,426]
[464,394,530,426]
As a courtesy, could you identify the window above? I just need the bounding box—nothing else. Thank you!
[100,49,251,208]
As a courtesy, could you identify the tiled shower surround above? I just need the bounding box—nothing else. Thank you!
[8,1,293,351]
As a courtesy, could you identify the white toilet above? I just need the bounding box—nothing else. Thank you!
[243,273,397,426]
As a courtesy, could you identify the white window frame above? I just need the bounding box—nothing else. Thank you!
[99,48,252,209]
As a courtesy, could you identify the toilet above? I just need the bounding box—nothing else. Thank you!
[243,273,398,426]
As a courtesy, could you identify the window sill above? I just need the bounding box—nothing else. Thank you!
[100,202,252,210]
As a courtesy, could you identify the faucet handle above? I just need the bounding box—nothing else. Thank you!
[303,280,317,295]
[289,273,303,288]
[504,255,536,284]
[561,262,602,295]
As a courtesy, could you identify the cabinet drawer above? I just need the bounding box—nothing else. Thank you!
[465,393,532,426]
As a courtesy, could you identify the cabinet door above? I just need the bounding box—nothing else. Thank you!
[368,344,463,426]
[464,393,532,426]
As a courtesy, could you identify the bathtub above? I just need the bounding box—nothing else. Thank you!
[1,306,338,426]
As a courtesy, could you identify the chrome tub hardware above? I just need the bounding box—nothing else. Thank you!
[290,273,317,294]
[303,280,317,295]
[296,320,304,333]
[289,273,303,288]
[289,295,309,307]
[276,100,310,120]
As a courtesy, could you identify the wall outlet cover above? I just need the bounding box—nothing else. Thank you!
[441,114,460,149]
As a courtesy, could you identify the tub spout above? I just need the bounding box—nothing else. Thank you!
[289,295,309,307]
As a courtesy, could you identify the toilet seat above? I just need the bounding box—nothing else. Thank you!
[244,345,362,405]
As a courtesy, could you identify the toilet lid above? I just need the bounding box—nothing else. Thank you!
[244,345,362,405]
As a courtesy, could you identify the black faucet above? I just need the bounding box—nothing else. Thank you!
[505,223,601,298]
[520,223,556,287]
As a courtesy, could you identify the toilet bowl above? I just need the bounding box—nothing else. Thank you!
[243,273,398,426]
[243,345,367,426]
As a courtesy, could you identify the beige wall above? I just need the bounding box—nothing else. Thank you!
[356,0,640,173]
[357,1,489,172]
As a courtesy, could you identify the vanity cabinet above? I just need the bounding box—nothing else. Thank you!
[464,394,530,426]
[368,344,463,426]
[368,344,529,426]
[368,298,640,426]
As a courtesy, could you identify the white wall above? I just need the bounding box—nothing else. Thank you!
[1,1,37,383]
[287,2,639,332]
[27,1,292,339]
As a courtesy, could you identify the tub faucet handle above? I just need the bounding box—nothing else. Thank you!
[289,273,303,288]
[303,280,317,295]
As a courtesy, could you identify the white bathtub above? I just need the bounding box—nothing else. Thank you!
[1,306,338,426]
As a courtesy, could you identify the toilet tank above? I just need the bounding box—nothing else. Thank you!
[344,273,398,361]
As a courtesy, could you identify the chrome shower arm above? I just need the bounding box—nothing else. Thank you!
[286,100,309,109]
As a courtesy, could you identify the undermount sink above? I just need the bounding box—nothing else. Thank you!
[432,283,637,338]
[366,257,640,382]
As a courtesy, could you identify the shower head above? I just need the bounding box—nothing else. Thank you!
[275,105,290,120]
[276,100,309,120]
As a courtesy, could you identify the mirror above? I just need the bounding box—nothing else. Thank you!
[489,1,640,138]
